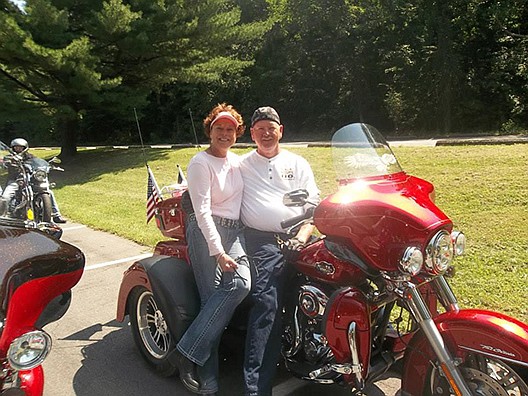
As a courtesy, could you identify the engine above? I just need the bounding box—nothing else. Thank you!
[282,284,334,366]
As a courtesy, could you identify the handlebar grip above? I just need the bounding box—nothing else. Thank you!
[281,207,315,229]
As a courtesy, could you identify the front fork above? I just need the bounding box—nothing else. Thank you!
[396,278,472,396]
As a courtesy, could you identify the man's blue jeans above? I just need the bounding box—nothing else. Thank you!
[177,217,250,393]
[243,228,289,396]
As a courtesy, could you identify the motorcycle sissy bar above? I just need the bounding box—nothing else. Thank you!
[396,281,472,396]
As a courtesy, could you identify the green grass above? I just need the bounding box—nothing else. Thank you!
[14,144,528,323]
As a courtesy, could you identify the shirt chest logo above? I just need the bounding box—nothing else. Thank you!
[280,168,295,180]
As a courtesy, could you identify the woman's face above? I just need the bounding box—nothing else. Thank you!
[210,120,238,151]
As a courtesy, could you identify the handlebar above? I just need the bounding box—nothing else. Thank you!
[280,206,315,230]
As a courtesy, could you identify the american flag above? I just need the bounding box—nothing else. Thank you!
[146,165,161,224]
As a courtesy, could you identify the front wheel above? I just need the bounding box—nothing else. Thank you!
[34,193,52,223]
[427,353,528,395]
[128,286,177,376]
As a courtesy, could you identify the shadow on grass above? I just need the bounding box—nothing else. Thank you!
[51,148,176,187]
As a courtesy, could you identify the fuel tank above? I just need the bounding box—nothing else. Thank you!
[293,239,366,286]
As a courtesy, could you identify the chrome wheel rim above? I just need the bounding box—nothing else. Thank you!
[136,290,171,359]
[430,354,528,396]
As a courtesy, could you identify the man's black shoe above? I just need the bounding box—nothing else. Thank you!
[53,215,67,224]
[172,350,201,393]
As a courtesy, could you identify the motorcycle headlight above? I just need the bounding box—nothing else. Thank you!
[7,330,52,370]
[399,247,423,276]
[425,230,453,274]
[34,170,47,182]
[451,231,466,256]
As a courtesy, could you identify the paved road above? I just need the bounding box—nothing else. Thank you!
[42,222,400,395]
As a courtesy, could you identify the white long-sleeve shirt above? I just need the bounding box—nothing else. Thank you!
[187,151,243,256]
[240,150,319,232]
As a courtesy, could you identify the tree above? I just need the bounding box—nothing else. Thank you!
[0,0,268,157]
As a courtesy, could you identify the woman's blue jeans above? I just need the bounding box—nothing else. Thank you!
[177,217,251,393]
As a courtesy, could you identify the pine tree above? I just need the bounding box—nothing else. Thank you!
[0,0,268,157]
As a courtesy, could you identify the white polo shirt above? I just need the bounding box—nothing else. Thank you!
[240,149,319,233]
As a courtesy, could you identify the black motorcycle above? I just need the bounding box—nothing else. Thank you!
[2,152,64,223]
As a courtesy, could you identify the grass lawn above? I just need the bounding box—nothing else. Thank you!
[21,143,528,323]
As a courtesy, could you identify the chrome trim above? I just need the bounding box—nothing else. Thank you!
[347,322,364,389]
[314,261,336,276]
[433,276,460,312]
[425,230,453,274]
[299,285,328,319]
[403,282,472,396]
[283,305,302,358]
[399,246,423,275]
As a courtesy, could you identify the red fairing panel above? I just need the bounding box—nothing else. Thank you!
[314,173,452,272]
[0,270,83,353]
[402,309,528,395]
[324,288,371,379]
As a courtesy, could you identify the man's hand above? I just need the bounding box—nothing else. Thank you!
[282,237,305,262]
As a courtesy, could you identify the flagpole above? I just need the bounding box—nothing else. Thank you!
[132,110,163,224]
[134,107,149,166]
[188,108,200,146]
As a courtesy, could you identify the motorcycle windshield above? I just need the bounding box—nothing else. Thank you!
[331,123,402,182]
[25,156,49,170]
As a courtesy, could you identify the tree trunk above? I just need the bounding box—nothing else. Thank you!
[59,117,79,159]
[436,2,455,134]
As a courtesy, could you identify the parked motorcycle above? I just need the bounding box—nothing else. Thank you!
[116,123,528,395]
[0,216,84,395]
[1,143,64,223]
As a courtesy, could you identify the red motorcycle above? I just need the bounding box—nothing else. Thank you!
[116,123,528,395]
[0,218,84,395]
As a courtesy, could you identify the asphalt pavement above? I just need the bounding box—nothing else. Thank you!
[41,221,400,396]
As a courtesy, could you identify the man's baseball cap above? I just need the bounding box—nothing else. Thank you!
[251,106,280,127]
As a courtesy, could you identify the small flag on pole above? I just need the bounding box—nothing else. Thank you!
[177,164,188,186]
[146,165,161,224]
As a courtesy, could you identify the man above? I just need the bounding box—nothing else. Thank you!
[240,107,319,396]
[2,138,66,223]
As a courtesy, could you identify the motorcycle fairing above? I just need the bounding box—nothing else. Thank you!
[0,270,83,353]
[401,308,528,395]
[0,226,84,304]
[314,174,452,272]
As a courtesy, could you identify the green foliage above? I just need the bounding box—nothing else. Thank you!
[0,0,270,154]
[2,0,528,148]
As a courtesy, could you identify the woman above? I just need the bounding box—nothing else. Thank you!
[175,103,251,395]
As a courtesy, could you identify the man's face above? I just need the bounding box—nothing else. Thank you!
[12,145,25,153]
[250,120,283,158]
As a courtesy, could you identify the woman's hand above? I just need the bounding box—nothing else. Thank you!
[216,252,238,272]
